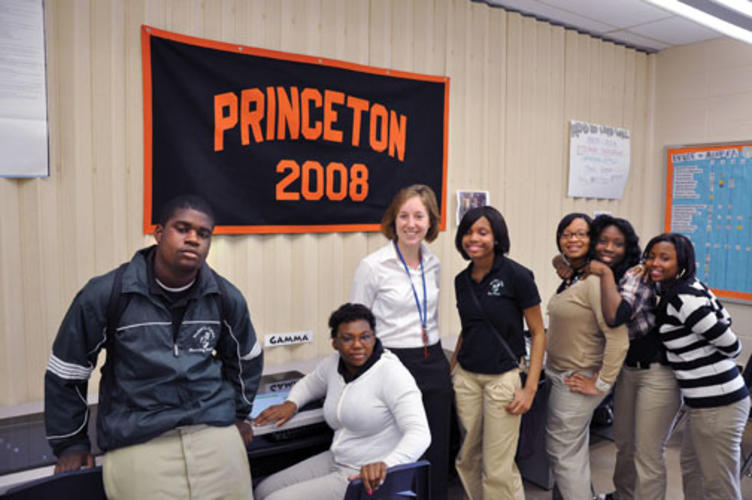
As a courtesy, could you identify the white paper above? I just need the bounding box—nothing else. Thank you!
[264,330,314,347]
[0,0,49,177]
[568,120,630,199]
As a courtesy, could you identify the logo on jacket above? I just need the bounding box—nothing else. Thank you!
[189,326,216,353]
[487,279,504,296]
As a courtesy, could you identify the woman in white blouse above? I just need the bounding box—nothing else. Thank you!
[350,184,452,500]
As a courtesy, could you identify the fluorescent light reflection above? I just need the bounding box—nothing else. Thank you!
[645,0,752,44]
[713,0,752,19]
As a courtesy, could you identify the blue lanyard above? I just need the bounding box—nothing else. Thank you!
[394,241,427,330]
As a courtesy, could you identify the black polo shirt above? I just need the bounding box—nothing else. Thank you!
[455,255,541,374]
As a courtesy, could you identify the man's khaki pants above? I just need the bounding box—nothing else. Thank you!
[103,424,252,500]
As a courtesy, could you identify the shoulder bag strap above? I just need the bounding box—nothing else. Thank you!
[464,272,520,364]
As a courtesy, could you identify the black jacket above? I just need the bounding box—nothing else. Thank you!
[45,247,263,455]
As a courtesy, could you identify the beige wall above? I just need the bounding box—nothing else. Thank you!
[654,37,752,364]
[0,0,656,407]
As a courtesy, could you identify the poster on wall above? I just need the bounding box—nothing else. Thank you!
[0,0,49,178]
[141,26,449,234]
[665,143,752,302]
[456,190,489,225]
[568,120,630,199]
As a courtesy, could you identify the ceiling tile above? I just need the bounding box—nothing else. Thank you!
[539,0,671,29]
[606,29,670,50]
[629,16,723,46]
[487,0,617,33]
[480,0,733,50]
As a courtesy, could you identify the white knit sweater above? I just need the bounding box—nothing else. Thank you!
[287,350,430,468]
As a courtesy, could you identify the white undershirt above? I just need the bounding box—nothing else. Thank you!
[155,278,195,293]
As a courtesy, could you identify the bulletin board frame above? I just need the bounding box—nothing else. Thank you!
[665,142,752,303]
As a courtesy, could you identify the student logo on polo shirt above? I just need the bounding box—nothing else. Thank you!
[488,279,504,296]
[189,326,216,353]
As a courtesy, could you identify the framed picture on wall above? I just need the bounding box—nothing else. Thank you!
[456,190,489,225]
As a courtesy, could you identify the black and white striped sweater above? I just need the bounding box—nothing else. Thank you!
[656,278,749,409]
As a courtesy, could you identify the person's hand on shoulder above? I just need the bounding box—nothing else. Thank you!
[586,259,609,277]
[252,401,297,427]
[629,262,648,281]
[54,449,94,474]
[235,420,254,446]
[552,254,573,280]
[348,461,388,495]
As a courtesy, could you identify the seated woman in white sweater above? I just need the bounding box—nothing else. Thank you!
[253,303,431,500]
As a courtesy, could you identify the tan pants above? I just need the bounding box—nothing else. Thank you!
[680,396,750,500]
[545,367,606,500]
[453,364,524,500]
[103,424,252,500]
[612,364,681,500]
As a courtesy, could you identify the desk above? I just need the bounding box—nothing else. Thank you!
[0,370,330,494]
[249,424,332,480]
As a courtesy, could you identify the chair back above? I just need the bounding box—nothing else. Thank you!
[343,460,430,500]
[2,467,105,500]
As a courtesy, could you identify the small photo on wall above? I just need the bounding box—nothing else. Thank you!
[456,190,490,225]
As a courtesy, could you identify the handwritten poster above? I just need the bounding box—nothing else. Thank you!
[568,120,630,199]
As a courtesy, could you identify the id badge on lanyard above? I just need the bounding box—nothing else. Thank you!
[394,242,429,359]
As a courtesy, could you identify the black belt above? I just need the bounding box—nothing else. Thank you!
[624,359,663,369]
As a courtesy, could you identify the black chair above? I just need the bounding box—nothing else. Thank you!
[343,460,430,500]
[1,467,105,500]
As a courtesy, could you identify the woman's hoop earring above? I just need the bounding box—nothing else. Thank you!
[677,268,686,279]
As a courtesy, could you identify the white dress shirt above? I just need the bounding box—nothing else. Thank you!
[351,242,440,349]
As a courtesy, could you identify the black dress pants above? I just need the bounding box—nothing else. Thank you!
[390,342,452,500]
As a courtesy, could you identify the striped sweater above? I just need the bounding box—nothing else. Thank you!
[656,278,749,408]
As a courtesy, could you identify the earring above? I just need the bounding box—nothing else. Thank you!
[677,268,686,279]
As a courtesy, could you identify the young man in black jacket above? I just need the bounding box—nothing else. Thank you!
[45,195,262,499]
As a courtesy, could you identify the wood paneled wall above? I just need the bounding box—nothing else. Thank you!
[0,0,656,407]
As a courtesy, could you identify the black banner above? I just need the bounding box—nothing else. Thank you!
[142,26,449,234]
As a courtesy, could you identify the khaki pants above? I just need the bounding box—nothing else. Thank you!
[103,424,252,500]
[453,364,524,500]
[545,368,606,500]
[612,364,681,500]
[681,396,750,500]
